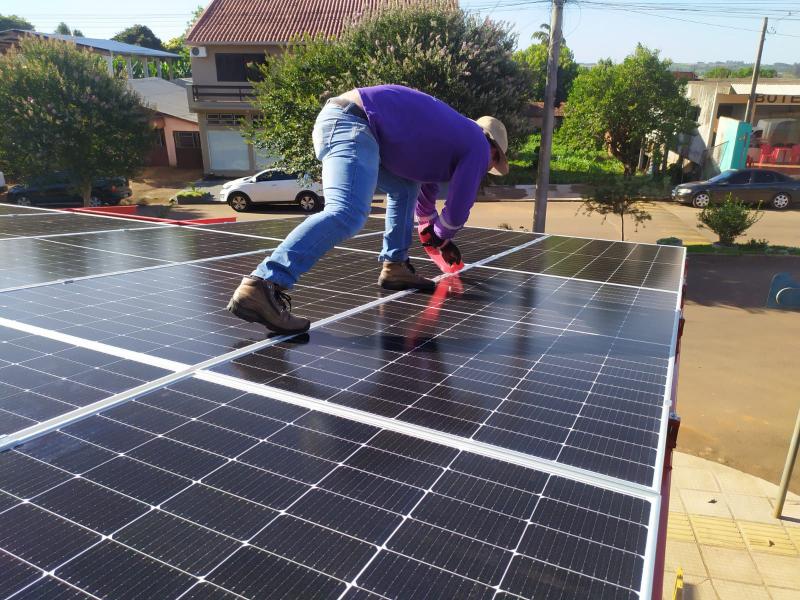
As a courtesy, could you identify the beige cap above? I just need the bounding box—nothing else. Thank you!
[474,116,509,176]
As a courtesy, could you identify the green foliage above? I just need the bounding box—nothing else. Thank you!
[561,45,697,176]
[698,194,763,245]
[704,66,778,79]
[55,22,72,35]
[580,174,657,241]
[246,4,534,179]
[501,130,624,185]
[0,14,34,31]
[113,25,164,51]
[72,29,84,37]
[0,38,153,205]
[513,31,579,103]
[164,37,191,78]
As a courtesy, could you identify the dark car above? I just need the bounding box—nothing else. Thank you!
[7,173,132,207]
[672,169,799,210]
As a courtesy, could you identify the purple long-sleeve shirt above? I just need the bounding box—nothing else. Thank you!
[358,85,490,239]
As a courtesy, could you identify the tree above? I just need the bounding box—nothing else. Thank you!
[514,38,579,103]
[0,14,34,31]
[246,4,534,180]
[112,25,164,51]
[72,29,84,37]
[580,175,654,241]
[531,23,551,46]
[704,66,732,79]
[705,66,778,79]
[561,45,697,176]
[164,37,191,78]
[54,22,83,36]
[159,5,207,79]
[0,38,153,205]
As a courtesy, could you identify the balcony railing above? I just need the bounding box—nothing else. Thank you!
[191,85,255,103]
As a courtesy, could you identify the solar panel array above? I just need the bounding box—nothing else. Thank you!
[0,204,685,600]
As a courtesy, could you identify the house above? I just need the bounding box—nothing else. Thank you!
[185,0,449,176]
[127,78,203,169]
[0,30,180,79]
[525,101,565,131]
[681,79,800,176]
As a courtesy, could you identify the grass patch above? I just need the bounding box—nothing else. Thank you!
[685,240,800,256]
[494,132,624,185]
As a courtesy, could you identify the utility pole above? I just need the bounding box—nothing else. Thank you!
[533,0,565,234]
[745,17,768,125]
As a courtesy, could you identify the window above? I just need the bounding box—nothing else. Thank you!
[728,171,752,184]
[207,114,241,126]
[153,129,166,148]
[752,170,776,184]
[215,53,266,82]
[208,130,250,171]
[174,131,201,149]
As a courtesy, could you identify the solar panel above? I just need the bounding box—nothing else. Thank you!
[0,326,171,437]
[195,215,387,239]
[209,265,677,486]
[0,378,655,599]
[0,212,162,238]
[0,215,685,600]
[0,204,58,215]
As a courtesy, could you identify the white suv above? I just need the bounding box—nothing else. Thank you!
[219,169,323,212]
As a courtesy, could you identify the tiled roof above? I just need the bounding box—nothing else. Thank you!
[186,0,455,44]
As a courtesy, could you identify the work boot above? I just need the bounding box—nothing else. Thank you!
[378,260,436,292]
[227,276,310,335]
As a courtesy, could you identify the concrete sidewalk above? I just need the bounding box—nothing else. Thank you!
[664,452,800,599]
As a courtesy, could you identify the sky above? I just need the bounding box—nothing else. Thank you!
[4,0,799,65]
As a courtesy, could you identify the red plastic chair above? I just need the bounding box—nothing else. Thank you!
[758,144,773,164]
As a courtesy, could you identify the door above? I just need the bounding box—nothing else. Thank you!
[148,129,169,167]
[749,170,778,206]
[268,171,297,203]
[173,131,203,169]
[713,170,752,203]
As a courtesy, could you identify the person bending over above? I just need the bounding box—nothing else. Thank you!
[227,84,509,334]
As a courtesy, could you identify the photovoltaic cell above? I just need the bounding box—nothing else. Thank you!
[0,238,164,289]
[0,326,171,437]
[485,235,684,291]
[211,264,678,485]
[0,218,684,599]
[0,249,441,364]
[0,212,162,238]
[0,203,49,215]
[0,378,653,599]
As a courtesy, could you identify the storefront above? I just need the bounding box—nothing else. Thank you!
[684,80,800,177]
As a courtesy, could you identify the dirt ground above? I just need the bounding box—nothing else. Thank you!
[128,167,204,204]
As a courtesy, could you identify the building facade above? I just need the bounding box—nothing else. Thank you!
[684,79,800,177]
[184,0,452,177]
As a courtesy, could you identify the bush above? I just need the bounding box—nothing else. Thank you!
[698,195,763,245]
[657,237,683,247]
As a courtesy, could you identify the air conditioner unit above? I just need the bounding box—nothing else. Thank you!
[190,46,207,58]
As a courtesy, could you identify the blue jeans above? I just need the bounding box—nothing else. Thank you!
[252,104,420,289]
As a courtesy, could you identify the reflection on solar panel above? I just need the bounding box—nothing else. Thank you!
[0,210,685,600]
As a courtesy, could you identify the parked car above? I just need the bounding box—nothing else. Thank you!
[672,169,799,210]
[218,169,323,212]
[7,173,132,207]
[0,171,6,194]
